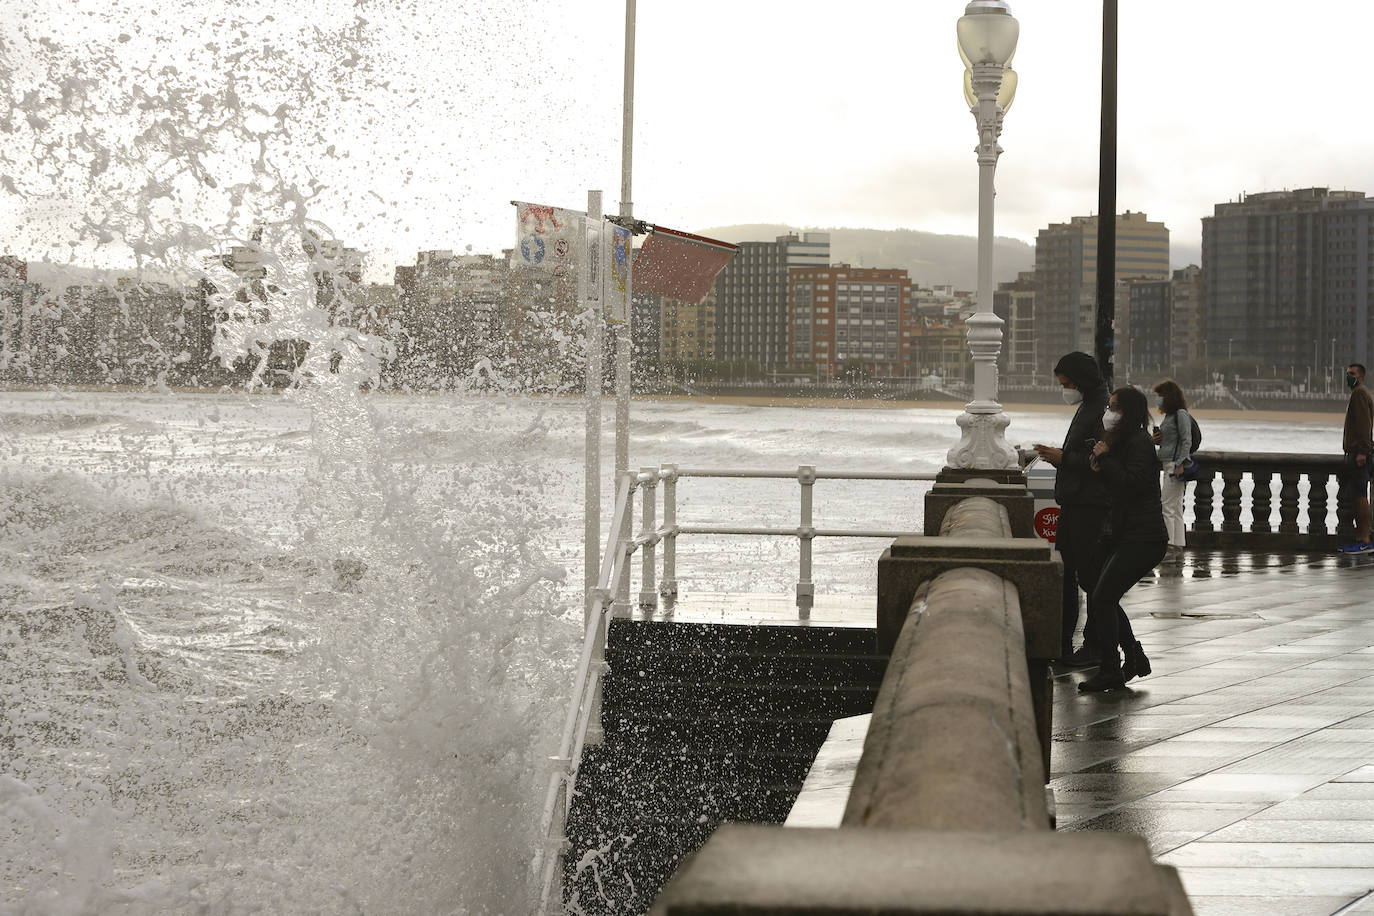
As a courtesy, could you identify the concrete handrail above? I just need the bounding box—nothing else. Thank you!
[843,565,1049,831]
[846,496,1048,830]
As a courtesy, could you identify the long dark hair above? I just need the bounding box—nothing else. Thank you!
[1152,378,1187,415]
[1107,386,1150,447]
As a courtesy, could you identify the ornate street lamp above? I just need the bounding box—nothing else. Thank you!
[948,0,1020,470]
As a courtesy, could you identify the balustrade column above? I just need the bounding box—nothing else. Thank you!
[1336,474,1357,543]
[1251,471,1273,534]
[638,466,658,610]
[1220,470,1244,533]
[1309,472,1330,537]
[1278,471,1301,535]
[1192,470,1215,533]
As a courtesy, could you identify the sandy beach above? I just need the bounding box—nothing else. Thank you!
[644,392,1346,424]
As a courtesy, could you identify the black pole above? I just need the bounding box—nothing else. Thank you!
[1094,0,1117,388]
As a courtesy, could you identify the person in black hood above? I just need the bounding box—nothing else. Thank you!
[1033,352,1111,663]
[1079,386,1168,692]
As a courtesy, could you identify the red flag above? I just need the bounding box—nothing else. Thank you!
[631,227,736,305]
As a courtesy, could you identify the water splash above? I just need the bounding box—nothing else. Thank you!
[1,2,583,911]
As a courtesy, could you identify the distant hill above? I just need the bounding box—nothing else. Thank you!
[695,224,1035,291]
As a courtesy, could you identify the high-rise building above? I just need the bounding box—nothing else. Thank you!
[1127,279,1171,376]
[993,272,1037,385]
[1169,265,1204,374]
[788,265,907,378]
[713,232,830,370]
[1202,188,1374,374]
[658,290,715,370]
[1034,211,1169,374]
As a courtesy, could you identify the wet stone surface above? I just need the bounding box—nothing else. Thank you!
[1054,549,1374,915]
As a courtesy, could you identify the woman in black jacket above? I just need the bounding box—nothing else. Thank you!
[1033,352,1112,663]
[1080,386,1168,693]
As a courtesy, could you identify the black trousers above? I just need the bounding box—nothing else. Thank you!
[1057,505,1108,654]
[1088,539,1167,674]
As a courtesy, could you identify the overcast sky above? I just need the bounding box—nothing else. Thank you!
[4,0,1373,283]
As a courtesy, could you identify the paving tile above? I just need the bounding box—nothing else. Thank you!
[1149,773,1330,804]
[1173,866,1374,897]
[1336,891,1374,913]
[1068,801,1261,841]
[1202,821,1374,843]
[1301,783,1374,800]
[1078,755,1223,777]
[1253,799,1374,821]
[1187,896,1357,916]
[1217,757,1370,776]
[1161,842,1374,867]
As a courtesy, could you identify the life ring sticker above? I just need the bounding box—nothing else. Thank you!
[1034,507,1060,543]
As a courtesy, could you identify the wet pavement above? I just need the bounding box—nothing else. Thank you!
[1053,548,1374,915]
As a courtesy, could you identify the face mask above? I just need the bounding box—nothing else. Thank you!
[1102,410,1121,431]
[1154,396,1164,409]
[1348,374,1359,390]
[1062,388,1083,406]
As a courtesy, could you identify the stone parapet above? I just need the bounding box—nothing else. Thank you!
[845,566,1047,831]
[651,825,1192,915]
[925,478,1035,537]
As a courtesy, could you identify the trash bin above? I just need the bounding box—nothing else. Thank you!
[1027,464,1058,543]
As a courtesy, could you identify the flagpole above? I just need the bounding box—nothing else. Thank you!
[612,0,636,617]
[583,189,603,625]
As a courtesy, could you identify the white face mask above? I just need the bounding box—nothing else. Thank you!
[1062,388,1083,406]
[1102,410,1121,431]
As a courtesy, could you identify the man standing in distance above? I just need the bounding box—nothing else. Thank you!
[1034,352,1112,662]
[1338,363,1374,553]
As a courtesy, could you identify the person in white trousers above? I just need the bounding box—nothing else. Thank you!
[1151,379,1193,563]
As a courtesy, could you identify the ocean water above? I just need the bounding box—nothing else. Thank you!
[0,389,1346,914]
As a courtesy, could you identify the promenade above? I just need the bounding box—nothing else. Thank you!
[1051,548,1374,915]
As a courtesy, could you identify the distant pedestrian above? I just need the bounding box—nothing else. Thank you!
[1080,387,1167,692]
[1033,352,1110,664]
[1151,379,1194,564]
[1337,363,1374,553]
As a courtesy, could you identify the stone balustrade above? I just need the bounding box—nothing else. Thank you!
[1186,451,1352,548]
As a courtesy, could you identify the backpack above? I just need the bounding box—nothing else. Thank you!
[1172,411,1201,457]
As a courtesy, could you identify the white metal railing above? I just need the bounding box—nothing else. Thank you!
[534,468,642,916]
[645,464,940,617]
[534,463,940,914]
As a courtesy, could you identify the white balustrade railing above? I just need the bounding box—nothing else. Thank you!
[535,463,940,914]
[647,465,940,616]
[534,468,638,916]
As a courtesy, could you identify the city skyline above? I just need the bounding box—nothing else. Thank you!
[4,1,1374,284]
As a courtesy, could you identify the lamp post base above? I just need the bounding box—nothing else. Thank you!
[946,402,1019,470]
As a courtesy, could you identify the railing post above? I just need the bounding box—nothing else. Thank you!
[1220,469,1244,532]
[660,464,678,609]
[639,466,658,609]
[1192,469,1215,533]
[1251,470,1273,533]
[612,470,635,619]
[797,465,816,619]
[1278,471,1301,535]
[1309,471,1330,537]
[587,606,607,746]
